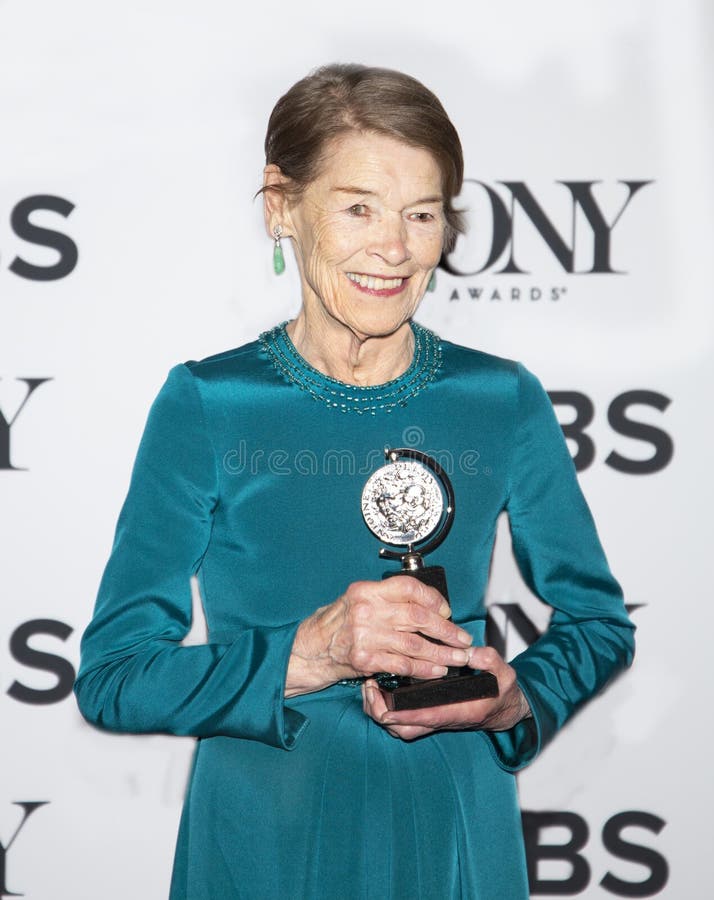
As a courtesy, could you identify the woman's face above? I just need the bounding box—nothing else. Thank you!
[277,131,446,341]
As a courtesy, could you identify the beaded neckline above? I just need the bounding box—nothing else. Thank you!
[258,321,442,415]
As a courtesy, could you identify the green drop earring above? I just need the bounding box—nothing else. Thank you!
[273,225,285,275]
[427,269,437,292]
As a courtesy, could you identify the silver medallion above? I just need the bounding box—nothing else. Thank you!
[361,460,443,546]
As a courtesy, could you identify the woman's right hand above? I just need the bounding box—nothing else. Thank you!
[285,576,474,698]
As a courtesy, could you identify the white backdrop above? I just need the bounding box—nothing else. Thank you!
[1,1,712,897]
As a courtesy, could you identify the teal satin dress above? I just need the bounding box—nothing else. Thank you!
[75,322,635,899]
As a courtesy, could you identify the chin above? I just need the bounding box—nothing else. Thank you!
[345,303,418,335]
[347,314,414,341]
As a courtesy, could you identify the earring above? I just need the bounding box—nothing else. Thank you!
[273,225,285,275]
[427,270,437,292]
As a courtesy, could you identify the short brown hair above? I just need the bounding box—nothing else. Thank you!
[262,63,465,253]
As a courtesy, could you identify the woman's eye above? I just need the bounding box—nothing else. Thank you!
[348,204,368,216]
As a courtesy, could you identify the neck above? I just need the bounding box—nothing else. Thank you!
[285,312,415,386]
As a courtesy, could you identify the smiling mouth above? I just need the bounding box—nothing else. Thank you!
[346,272,407,291]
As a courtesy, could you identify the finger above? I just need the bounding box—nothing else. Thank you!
[467,646,517,692]
[390,630,472,669]
[364,679,446,729]
[361,681,370,715]
[385,593,472,647]
[399,607,473,648]
[380,694,499,731]
[378,700,448,738]
[363,681,435,741]
[351,627,472,679]
[347,623,456,679]
[370,651,451,680]
[363,679,387,718]
[378,575,452,618]
[467,645,505,671]
[346,579,471,647]
[384,724,434,741]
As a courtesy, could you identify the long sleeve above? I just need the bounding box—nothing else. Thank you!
[482,364,635,771]
[74,364,308,749]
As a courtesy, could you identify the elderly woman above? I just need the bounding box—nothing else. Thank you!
[75,64,635,899]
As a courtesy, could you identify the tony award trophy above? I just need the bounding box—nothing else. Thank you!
[361,447,499,711]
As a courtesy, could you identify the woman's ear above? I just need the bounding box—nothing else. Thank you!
[262,164,291,239]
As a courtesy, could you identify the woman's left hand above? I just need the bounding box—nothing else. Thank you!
[361,645,531,740]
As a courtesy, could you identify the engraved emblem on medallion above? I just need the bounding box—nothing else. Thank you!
[361,460,443,546]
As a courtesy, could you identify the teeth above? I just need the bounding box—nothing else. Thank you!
[346,273,404,290]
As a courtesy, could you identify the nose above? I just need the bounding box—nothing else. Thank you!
[366,213,410,267]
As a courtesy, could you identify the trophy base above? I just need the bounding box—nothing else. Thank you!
[379,667,499,711]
